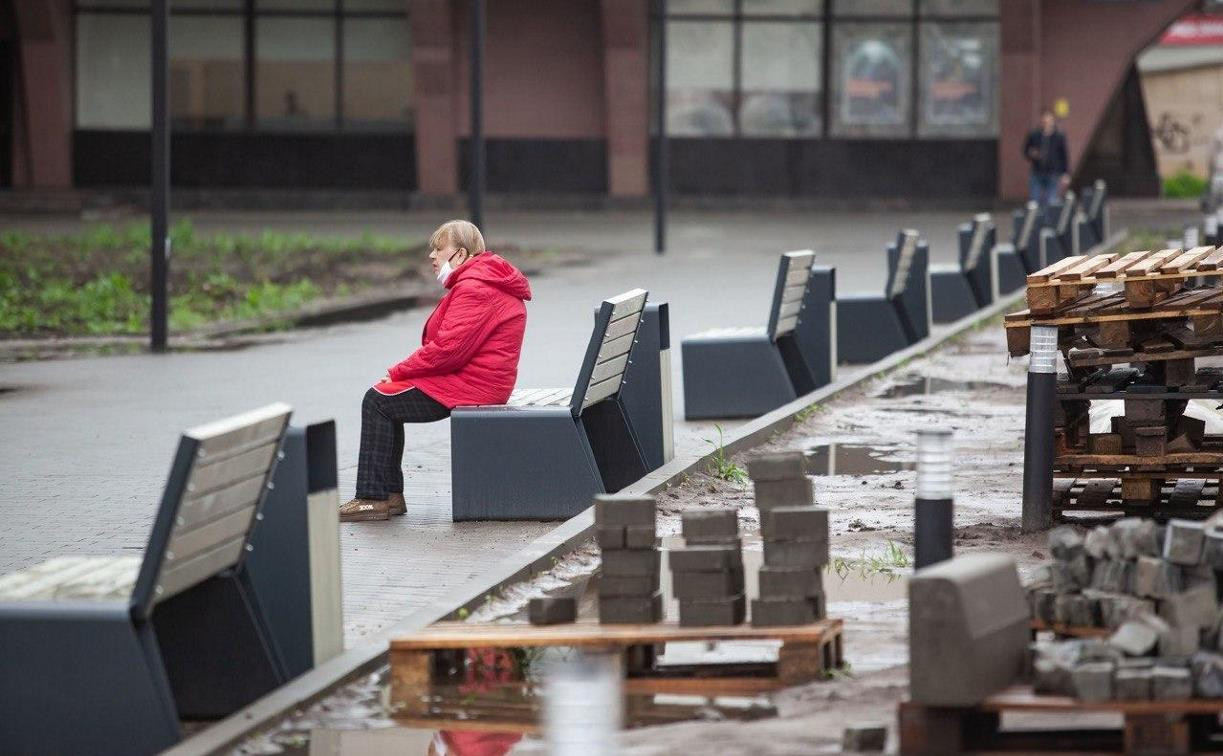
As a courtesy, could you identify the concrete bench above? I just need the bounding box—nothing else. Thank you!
[1080,178,1109,248]
[619,301,674,470]
[451,289,652,521]
[681,250,837,420]
[0,403,293,755]
[930,213,996,323]
[837,230,930,364]
[993,200,1043,297]
[1045,189,1081,259]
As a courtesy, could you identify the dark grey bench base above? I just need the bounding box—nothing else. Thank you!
[681,328,797,420]
[930,267,979,324]
[994,245,1027,296]
[836,295,912,364]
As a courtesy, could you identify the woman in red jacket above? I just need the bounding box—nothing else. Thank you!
[341,220,532,522]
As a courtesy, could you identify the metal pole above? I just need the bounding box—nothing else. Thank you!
[914,428,954,569]
[150,0,170,353]
[1021,325,1059,533]
[469,0,485,230]
[653,0,667,255]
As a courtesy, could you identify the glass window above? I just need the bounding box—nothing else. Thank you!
[666,21,735,136]
[76,14,151,129]
[740,21,821,137]
[256,17,336,129]
[917,21,998,136]
[170,16,245,130]
[258,0,336,10]
[832,0,912,17]
[741,0,823,16]
[831,22,912,137]
[343,17,413,130]
[920,0,998,16]
[343,0,409,11]
[668,0,735,16]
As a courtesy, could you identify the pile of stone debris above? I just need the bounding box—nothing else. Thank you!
[1026,516,1223,700]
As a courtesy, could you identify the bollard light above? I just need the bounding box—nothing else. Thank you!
[1185,226,1201,249]
[914,428,954,569]
[543,650,622,756]
[1021,325,1059,533]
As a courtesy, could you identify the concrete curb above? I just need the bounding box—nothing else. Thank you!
[168,281,1031,755]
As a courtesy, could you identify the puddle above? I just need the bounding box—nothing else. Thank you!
[800,442,912,475]
[875,374,1013,399]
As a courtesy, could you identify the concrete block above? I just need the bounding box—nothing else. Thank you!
[1158,624,1200,658]
[599,573,659,597]
[602,548,660,577]
[596,526,625,550]
[1159,583,1219,631]
[1054,594,1092,627]
[1191,651,1223,697]
[1103,596,1156,629]
[1066,554,1091,590]
[671,568,744,599]
[762,539,829,569]
[1084,526,1110,559]
[1048,526,1085,562]
[668,543,741,572]
[594,494,656,526]
[841,723,887,753]
[679,594,746,627]
[1033,589,1057,624]
[751,596,825,627]
[1152,666,1193,700]
[681,509,739,544]
[1134,520,1161,558]
[753,477,814,510]
[1114,667,1152,700]
[1033,657,1073,696]
[1163,519,1206,566]
[761,506,829,542]
[624,524,657,549]
[1024,563,1053,591]
[1134,556,1181,599]
[1203,530,1223,570]
[759,566,824,598]
[1072,661,1114,702]
[1090,559,1130,594]
[1109,618,1160,657]
[908,554,1029,706]
[529,597,576,626]
[747,451,805,481]
[599,591,663,624]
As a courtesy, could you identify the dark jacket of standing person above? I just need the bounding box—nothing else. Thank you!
[1024,126,1069,177]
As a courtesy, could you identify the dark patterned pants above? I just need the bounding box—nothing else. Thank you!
[356,387,450,500]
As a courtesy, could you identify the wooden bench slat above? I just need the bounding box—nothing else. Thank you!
[606,289,647,321]
[773,313,799,336]
[1027,255,1086,284]
[581,373,623,409]
[177,473,265,530]
[187,441,278,498]
[777,299,803,319]
[779,282,807,305]
[587,353,630,386]
[532,388,572,406]
[166,506,257,566]
[188,403,290,458]
[155,536,246,603]
[1094,250,1154,279]
[1159,246,1214,273]
[964,217,990,271]
[508,388,551,406]
[1194,247,1223,271]
[596,331,636,362]
[603,312,641,341]
[784,266,811,287]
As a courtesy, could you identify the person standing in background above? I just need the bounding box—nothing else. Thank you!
[1024,110,1070,207]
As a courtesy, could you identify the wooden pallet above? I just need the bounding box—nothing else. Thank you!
[899,685,1223,754]
[1050,478,1219,520]
[1029,619,1111,638]
[1026,246,1223,315]
[388,619,844,717]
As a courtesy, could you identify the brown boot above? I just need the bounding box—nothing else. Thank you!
[387,492,406,516]
[339,498,390,522]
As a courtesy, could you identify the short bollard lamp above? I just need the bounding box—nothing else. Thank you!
[1022,325,1059,533]
[914,428,954,569]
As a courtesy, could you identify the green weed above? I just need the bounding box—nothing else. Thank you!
[704,424,748,484]
[829,540,910,579]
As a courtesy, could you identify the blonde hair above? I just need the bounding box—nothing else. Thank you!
[429,220,486,256]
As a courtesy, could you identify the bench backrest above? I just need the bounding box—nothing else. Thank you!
[766,250,816,341]
[1055,190,1077,236]
[571,289,648,416]
[961,213,993,273]
[1014,201,1039,250]
[886,230,921,300]
[1087,179,1106,221]
[886,230,930,343]
[131,403,292,620]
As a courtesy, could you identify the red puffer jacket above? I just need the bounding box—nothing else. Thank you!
[374,252,531,408]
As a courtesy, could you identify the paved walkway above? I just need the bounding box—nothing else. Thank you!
[0,203,1164,643]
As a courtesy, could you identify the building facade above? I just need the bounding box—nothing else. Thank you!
[0,0,1200,201]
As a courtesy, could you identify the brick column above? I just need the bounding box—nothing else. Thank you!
[11,0,73,189]
[409,0,458,195]
[600,0,649,197]
[997,0,1040,201]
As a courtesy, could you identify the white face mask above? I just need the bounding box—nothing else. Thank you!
[436,260,454,285]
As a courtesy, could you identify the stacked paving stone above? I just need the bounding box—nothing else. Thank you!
[1026,516,1223,700]
[596,494,662,624]
[748,451,830,627]
[669,509,746,627]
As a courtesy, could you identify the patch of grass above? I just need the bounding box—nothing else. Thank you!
[821,661,854,681]
[704,423,748,484]
[794,403,821,422]
[1163,171,1208,200]
[829,540,910,579]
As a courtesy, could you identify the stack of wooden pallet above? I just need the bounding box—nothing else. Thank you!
[1005,247,1223,518]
